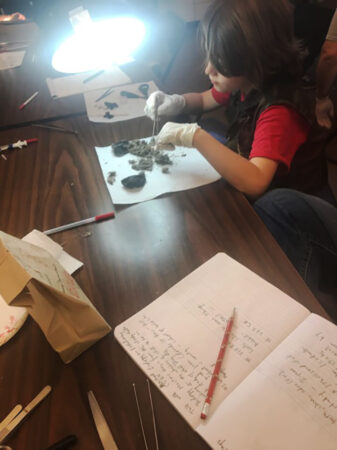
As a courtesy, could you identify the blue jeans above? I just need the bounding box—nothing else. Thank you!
[254,188,337,323]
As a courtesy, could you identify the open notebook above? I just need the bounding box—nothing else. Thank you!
[115,253,337,449]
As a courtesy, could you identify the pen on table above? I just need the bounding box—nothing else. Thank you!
[19,90,39,110]
[44,434,77,450]
[0,138,38,152]
[43,212,115,235]
[32,123,79,135]
[200,307,236,420]
[83,70,104,84]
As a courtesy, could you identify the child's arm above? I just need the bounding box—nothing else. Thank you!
[156,122,278,199]
[183,89,222,114]
[193,128,278,198]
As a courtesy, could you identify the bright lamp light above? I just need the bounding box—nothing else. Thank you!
[52,16,146,73]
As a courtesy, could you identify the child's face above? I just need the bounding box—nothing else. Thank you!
[205,61,248,93]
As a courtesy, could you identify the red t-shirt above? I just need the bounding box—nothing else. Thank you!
[211,87,310,171]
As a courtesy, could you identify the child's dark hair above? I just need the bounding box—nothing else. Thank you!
[200,0,304,89]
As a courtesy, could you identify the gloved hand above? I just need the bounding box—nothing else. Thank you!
[144,91,186,120]
[315,96,334,129]
[156,122,200,148]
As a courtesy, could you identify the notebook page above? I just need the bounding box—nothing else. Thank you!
[198,314,337,449]
[115,253,310,429]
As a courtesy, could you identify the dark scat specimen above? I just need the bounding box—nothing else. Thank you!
[112,140,130,157]
[104,111,113,119]
[121,172,146,189]
[104,101,118,110]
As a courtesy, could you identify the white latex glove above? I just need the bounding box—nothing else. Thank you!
[144,91,186,120]
[156,122,200,148]
[315,96,334,129]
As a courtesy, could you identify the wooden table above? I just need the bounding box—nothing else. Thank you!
[0,16,330,450]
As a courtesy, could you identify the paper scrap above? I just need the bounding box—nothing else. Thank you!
[46,66,131,99]
[22,229,83,275]
[0,50,25,70]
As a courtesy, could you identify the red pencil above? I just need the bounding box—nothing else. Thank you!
[200,307,236,420]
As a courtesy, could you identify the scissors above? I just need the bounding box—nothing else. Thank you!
[120,83,150,100]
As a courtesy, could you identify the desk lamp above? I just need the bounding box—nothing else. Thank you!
[51,6,146,73]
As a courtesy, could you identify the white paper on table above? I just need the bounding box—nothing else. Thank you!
[95,138,221,205]
[84,80,159,123]
[0,50,25,70]
[46,66,131,99]
[22,229,83,274]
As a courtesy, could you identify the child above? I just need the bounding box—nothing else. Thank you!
[145,0,324,199]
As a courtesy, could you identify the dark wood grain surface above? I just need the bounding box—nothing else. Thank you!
[0,16,329,450]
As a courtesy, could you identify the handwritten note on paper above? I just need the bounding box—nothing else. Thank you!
[261,314,337,435]
[115,253,310,429]
[84,81,159,123]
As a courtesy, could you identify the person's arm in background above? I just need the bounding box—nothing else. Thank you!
[316,9,337,128]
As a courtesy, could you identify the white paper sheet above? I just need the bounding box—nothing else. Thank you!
[46,66,131,99]
[95,137,221,205]
[84,80,159,123]
[0,50,25,70]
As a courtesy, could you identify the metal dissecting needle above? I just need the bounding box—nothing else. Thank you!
[152,96,159,149]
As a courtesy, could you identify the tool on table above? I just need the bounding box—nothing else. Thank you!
[147,379,159,450]
[200,307,236,420]
[32,123,79,135]
[138,83,150,99]
[19,90,39,110]
[44,434,77,450]
[0,405,22,432]
[43,212,115,235]
[95,87,114,103]
[0,138,38,152]
[120,83,150,100]
[88,391,118,450]
[83,70,105,84]
[0,386,52,444]
[133,383,148,450]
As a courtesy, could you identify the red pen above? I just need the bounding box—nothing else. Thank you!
[201,307,236,420]
[43,212,115,235]
[19,90,39,110]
